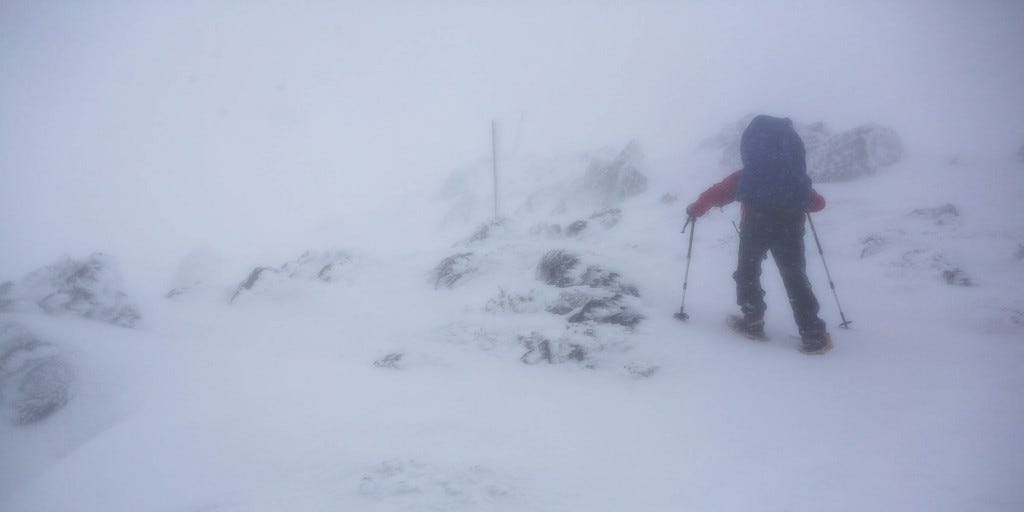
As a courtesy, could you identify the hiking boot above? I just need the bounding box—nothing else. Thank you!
[799,332,833,355]
[728,313,766,340]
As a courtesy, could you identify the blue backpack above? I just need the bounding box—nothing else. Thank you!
[735,115,812,210]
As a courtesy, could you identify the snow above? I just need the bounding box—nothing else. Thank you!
[1,153,1022,511]
[2,2,1023,511]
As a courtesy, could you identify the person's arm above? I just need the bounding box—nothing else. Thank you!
[686,171,741,217]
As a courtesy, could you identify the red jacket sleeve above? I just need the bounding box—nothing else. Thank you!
[695,171,741,210]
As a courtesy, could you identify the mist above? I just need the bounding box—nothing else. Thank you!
[3,2,1024,510]
[3,1,1021,286]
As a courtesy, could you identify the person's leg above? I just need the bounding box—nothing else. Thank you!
[734,209,771,328]
[768,211,827,338]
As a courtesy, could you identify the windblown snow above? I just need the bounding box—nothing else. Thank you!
[1,137,1022,511]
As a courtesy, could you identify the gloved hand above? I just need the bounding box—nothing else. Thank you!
[686,201,711,218]
[806,192,826,213]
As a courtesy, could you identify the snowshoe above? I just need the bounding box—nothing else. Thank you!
[726,314,769,342]
[798,332,833,355]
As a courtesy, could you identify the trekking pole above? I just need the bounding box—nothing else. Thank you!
[806,213,852,329]
[674,216,696,321]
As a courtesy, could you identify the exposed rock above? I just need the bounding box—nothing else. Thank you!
[567,294,644,328]
[433,252,477,289]
[535,250,639,297]
[518,332,587,365]
[373,353,404,369]
[1017,143,1024,164]
[230,267,283,303]
[811,124,903,182]
[484,289,538,314]
[545,290,592,315]
[899,249,974,287]
[580,140,648,207]
[0,253,141,327]
[624,362,659,379]
[564,220,589,237]
[859,235,887,258]
[461,218,509,245]
[1015,243,1024,261]
[589,208,623,229]
[0,323,74,425]
[660,193,678,205]
[704,115,903,182]
[580,266,640,297]
[229,250,355,302]
[281,250,353,282]
[942,268,973,287]
[536,251,581,288]
[909,204,959,225]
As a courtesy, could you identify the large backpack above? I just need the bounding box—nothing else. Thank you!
[735,115,812,210]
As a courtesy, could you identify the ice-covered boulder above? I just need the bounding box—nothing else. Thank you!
[579,141,648,207]
[704,115,903,182]
[432,252,477,289]
[230,250,354,303]
[536,250,639,297]
[0,323,74,425]
[0,253,140,327]
[909,203,960,226]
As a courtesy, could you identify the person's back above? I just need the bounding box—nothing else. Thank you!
[686,115,832,354]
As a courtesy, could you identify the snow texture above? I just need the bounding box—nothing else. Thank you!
[2,153,1023,512]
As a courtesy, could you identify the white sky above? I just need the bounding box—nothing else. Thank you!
[2,1,1022,281]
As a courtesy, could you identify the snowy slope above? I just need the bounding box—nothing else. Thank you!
[2,155,1023,512]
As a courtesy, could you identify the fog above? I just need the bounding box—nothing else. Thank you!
[2,1,1022,284]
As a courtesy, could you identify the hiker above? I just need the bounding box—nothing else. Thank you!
[685,115,832,354]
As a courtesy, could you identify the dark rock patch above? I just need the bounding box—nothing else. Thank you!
[0,254,140,327]
[942,268,973,287]
[0,324,74,426]
[484,289,537,314]
[230,267,282,303]
[859,235,887,258]
[567,294,644,328]
[433,252,477,289]
[373,353,404,369]
[536,251,581,288]
[518,332,588,365]
[564,220,588,237]
[909,204,959,225]
[546,290,592,315]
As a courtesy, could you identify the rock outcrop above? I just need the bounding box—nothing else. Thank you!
[0,253,140,327]
[705,115,903,182]
[0,323,74,425]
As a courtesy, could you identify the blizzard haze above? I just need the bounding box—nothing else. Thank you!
[2,3,1024,511]
[2,1,1023,280]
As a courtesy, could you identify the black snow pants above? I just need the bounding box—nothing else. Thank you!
[734,206,827,337]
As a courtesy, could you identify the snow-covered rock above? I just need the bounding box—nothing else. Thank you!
[432,252,478,289]
[535,250,639,297]
[0,254,141,327]
[230,250,354,302]
[440,142,649,225]
[578,140,648,208]
[703,115,904,182]
[0,323,74,426]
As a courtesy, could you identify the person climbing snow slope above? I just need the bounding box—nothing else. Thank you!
[686,115,833,354]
